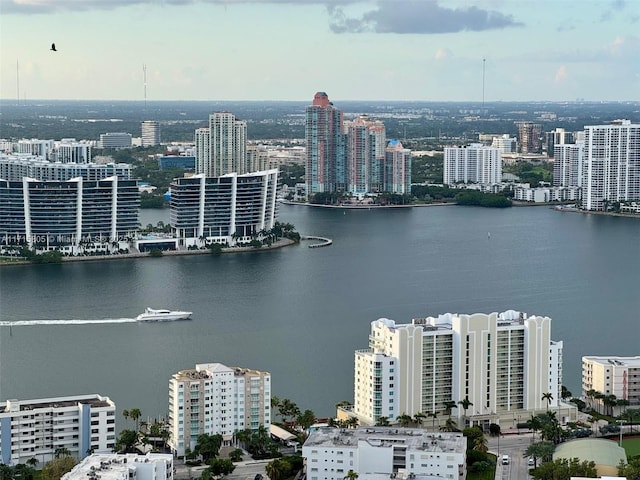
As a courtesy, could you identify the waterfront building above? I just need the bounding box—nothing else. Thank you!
[305,92,345,196]
[0,395,116,466]
[582,356,640,407]
[513,185,580,203]
[195,112,247,177]
[583,119,640,211]
[546,128,574,157]
[246,144,269,173]
[0,155,132,182]
[443,144,502,185]
[345,115,387,195]
[168,363,271,456]
[515,121,543,154]
[62,453,173,480]
[302,427,466,480]
[169,170,278,247]
[57,139,92,163]
[141,121,161,147]
[384,140,412,195]
[99,133,132,150]
[553,142,585,188]
[353,310,570,429]
[0,177,139,253]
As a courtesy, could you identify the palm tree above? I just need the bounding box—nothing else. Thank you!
[426,411,438,431]
[396,413,412,428]
[344,470,359,480]
[376,416,390,426]
[443,401,457,418]
[413,412,426,427]
[439,417,458,432]
[129,408,142,432]
[122,409,130,426]
[270,396,281,420]
[458,398,473,426]
[527,415,543,442]
[542,392,554,411]
[472,433,488,452]
[265,458,286,480]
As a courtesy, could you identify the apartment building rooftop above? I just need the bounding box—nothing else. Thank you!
[305,427,465,453]
[378,309,530,332]
[1,395,112,413]
[583,356,640,367]
[62,453,173,480]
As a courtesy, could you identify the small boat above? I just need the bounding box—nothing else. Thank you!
[136,308,192,322]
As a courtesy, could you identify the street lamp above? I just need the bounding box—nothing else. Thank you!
[618,420,627,447]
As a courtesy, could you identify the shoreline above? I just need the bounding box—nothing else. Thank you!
[0,237,297,267]
[281,201,453,209]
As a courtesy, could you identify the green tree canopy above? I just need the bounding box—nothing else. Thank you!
[41,457,78,480]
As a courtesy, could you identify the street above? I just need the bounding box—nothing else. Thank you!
[488,432,535,480]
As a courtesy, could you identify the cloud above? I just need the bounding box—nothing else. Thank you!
[434,48,451,60]
[328,0,523,34]
[554,65,568,84]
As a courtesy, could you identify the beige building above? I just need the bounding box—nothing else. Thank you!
[582,356,640,407]
[354,310,572,429]
[168,363,270,456]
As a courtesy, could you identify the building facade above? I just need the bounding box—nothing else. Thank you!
[302,427,466,480]
[141,121,161,147]
[195,112,247,177]
[305,92,345,196]
[169,170,278,248]
[515,121,543,154]
[0,395,116,466]
[57,140,92,163]
[582,356,640,407]
[168,363,271,456]
[443,144,502,185]
[354,310,567,429]
[583,120,640,211]
[384,140,411,194]
[0,155,132,182]
[99,133,132,150]
[62,453,173,480]
[0,177,139,253]
[553,142,585,188]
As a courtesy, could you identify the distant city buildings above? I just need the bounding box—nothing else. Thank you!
[0,395,116,466]
[168,363,271,456]
[99,133,132,150]
[157,155,196,171]
[582,356,640,407]
[195,112,247,177]
[0,155,132,182]
[62,454,173,480]
[305,92,411,198]
[443,144,502,185]
[141,120,161,147]
[353,310,571,429]
[169,170,278,248]
[491,134,518,153]
[583,119,640,211]
[553,142,585,188]
[515,121,543,154]
[57,139,92,163]
[302,427,467,480]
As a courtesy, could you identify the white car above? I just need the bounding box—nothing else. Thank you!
[528,457,535,467]
[502,455,510,465]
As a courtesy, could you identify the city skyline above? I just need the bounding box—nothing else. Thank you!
[1,0,638,102]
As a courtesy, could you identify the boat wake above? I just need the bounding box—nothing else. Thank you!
[0,318,137,326]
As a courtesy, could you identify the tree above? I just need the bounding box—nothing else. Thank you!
[116,429,139,453]
[561,385,572,400]
[527,415,543,442]
[344,470,359,480]
[265,458,287,480]
[458,398,473,426]
[202,458,235,478]
[488,423,501,437]
[425,411,438,431]
[440,417,458,432]
[129,408,142,431]
[542,392,554,411]
[297,409,316,430]
[271,396,281,420]
[463,427,487,452]
[531,457,597,480]
[413,412,426,427]
[194,434,223,462]
[41,456,78,480]
[443,401,457,418]
[54,447,72,459]
[618,456,640,479]
[396,413,413,427]
[525,441,555,468]
[122,409,130,425]
[376,416,390,426]
[229,449,244,462]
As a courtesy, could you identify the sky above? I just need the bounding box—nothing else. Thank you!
[1,0,639,102]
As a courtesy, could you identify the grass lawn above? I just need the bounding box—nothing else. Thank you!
[622,437,640,458]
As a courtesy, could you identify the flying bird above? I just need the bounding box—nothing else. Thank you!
[50,43,57,52]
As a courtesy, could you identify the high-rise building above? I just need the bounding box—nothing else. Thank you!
[384,140,411,194]
[553,142,584,188]
[546,128,573,157]
[583,119,640,211]
[582,356,640,408]
[443,144,502,185]
[491,134,517,153]
[353,310,568,429]
[344,115,387,195]
[99,133,132,150]
[0,395,116,466]
[515,121,543,154]
[195,112,247,177]
[15,139,54,159]
[305,92,345,196]
[141,120,161,147]
[302,427,467,480]
[169,170,278,248]
[0,155,132,182]
[168,363,271,456]
[57,139,92,163]
[0,177,139,254]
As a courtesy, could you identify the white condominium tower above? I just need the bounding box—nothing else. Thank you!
[583,119,640,211]
[141,121,161,147]
[354,310,565,429]
[443,144,502,185]
[582,356,640,407]
[0,395,116,466]
[168,363,270,456]
[553,142,585,188]
[195,112,247,177]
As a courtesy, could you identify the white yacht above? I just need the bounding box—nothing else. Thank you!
[136,308,192,322]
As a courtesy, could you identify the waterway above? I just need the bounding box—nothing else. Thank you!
[0,205,638,421]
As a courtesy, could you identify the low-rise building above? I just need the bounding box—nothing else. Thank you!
[582,356,640,407]
[0,395,116,466]
[302,427,466,480]
[62,453,173,480]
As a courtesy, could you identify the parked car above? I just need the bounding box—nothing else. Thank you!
[528,457,535,467]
